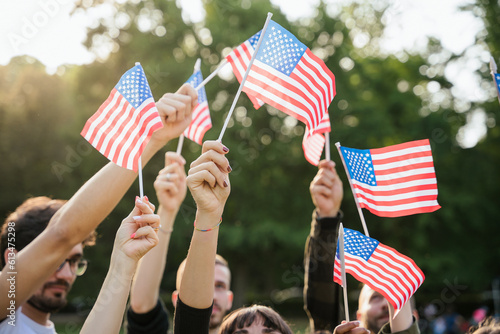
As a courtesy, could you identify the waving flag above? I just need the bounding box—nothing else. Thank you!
[183,70,212,144]
[239,20,335,135]
[334,228,424,312]
[494,73,500,99]
[302,114,330,165]
[226,31,265,109]
[339,139,440,217]
[81,64,162,172]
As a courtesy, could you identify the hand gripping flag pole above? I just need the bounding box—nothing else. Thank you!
[217,12,274,142]
[339,223,350,322]
[335,142,370,236]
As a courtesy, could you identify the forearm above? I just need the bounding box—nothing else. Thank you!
[130,206,175,313]
[388,301,413,333]
[81,257,137,334]
[179,215,219,309]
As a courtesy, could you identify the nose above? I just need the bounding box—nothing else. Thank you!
[55,261,74,281]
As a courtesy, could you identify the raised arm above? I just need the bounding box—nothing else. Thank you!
[174,141,231,333]
[129,152,187,314]
[304,160,345,332]
[0,84,197,316]
[80,197,160,334]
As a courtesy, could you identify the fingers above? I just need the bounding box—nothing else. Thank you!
[176,83,198,109]
[201,140,229,155]
[190,149,231,174]
[165,151,186,167]
[132,213,160,228]
[188,161,228,188]
[135,196,155,214]
[334,321,368,334]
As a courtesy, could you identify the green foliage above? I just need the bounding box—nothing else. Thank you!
[1,0,499,325]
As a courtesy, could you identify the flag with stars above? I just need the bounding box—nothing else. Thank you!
[226,31,265,109]
[241,20,335,135]
[494,73,500,100]
[81,64,162,172]
[302,114,330,165]
[339,139,440,217]
[183,70,212,144]
[334,227,425,313]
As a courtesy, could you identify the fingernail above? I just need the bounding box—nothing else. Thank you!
[135,196,139,201]
[223,180,228,187]
[227,165,232,173]
[130,232,136,239]
[222,145,229,153]
[144,196,149,202]
[133,216,142,221]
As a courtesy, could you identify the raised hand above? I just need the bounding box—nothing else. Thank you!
[154,152,187,214]
[309,160,343,218]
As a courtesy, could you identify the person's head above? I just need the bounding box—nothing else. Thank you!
[468,316,500,334]
[356,285,390,334]
[219,304,293,334]
[0,196,96,313]
[172,254,233,330]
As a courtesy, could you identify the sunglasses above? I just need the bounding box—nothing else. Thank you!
[56,258,88,276]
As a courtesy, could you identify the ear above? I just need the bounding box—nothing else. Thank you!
[227,291,234,309]
[3,248,17,267]
[172,291,178,307]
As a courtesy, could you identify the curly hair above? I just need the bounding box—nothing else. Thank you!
[0,196,96,268]
[468,317,500,334]
[219,304,293,334]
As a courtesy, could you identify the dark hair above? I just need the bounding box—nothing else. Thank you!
[219,304,293,334]
[0,196,96,268]
[468,317,500,334]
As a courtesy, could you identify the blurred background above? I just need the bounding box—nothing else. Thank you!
[1,0,499,333]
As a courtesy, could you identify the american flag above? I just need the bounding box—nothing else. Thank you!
[302,114,330,165]
[334,228,425,312]
[240,20,335,135]
[226,31,265,109]
[339,139,440,217]
[183,70,212,144]
[81,64,162,172]
[495,73,500,99]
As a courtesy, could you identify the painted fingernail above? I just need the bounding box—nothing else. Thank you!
[222,145,229,153]
[227,165,232,173]
[133,216,142,221]
[130,232,136,239]
[223,180,228,187]
[144,196,149,202]
[135,196,139,201]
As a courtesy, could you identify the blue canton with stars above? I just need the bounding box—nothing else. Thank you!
[115,64,153,109]
[495,74,500,93]
[248,31,262,50]
[255,20,306,76]
[340,147,377,186]
[336,228,379,261]
[186,70,207,104]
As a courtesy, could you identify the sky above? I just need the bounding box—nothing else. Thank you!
[0,0,491,147]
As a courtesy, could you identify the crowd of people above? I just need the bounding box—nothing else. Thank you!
[1,83,498,334]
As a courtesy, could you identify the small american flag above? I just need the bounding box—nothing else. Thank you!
[495,73,500,99]
[183,70,212,144]
[334,228,425,312]
[339,139,440,217]
[81,64,162,172]
[302,114,330,165]
[226,31,265,109]
[242,20,335,135]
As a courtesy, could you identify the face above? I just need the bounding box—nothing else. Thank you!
[211,264,233,329]
[356,286,389,334]
[232,317,281,334]
[27,244,83,313]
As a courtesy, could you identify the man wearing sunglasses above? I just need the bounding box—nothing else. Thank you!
[0,196,96,333]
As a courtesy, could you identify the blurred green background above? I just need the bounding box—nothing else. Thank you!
[1,0,500,332]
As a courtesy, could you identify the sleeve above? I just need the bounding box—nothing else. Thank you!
[173,297,213,334]
[303,210,344,332]
[379,317,420,334]
[125,299,170,334]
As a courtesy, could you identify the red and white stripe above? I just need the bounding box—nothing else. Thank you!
[354,139,440,217]
[81,89,162,171]
[302,114,331,165]
[183,100,212,144]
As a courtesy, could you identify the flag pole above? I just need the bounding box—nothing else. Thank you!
[135,62,145,199]
[194,59,228,91]
[489,56,500,104]
[176,58,202,155]
[335,142,370,237]
[217,12,273,142]
[325,132,331,161]
[339,223,350,322]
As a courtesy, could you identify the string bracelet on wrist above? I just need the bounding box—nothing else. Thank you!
[194,217,222,232]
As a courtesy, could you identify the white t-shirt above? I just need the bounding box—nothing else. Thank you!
[0,307,56,334]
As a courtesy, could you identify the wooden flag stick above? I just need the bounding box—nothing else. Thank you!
[490,56,500,104]
[339,223,350,322]
[176,59,202,154]
[335,142,370,237]
[217,12,273,142]
[325,132,331,161]
[194,59,227,92]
